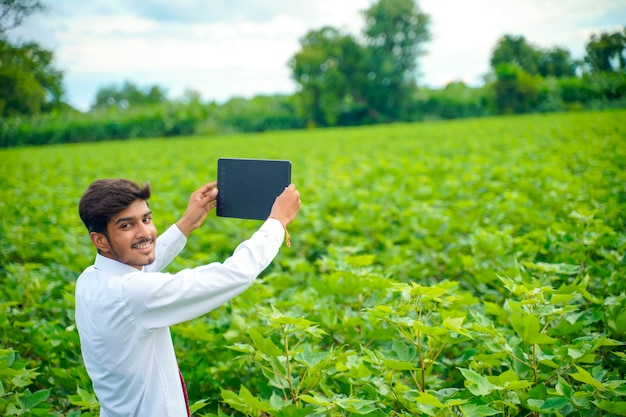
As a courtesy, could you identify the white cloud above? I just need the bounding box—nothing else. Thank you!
[56,15,302,73]
[9,0,626,110]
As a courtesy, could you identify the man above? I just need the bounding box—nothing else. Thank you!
[75,178,301,417]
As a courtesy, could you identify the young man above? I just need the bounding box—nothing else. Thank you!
[75,178,301,417]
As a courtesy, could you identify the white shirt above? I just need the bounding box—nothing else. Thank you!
[75,219,284,417]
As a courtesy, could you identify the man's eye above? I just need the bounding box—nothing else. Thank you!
[120,223,131,229]
[143,217,152,224]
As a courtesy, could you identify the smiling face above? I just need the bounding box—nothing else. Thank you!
[89,199,158,270]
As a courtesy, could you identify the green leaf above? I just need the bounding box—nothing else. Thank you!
[227,343,255,354]
[381,358,418,371]
[335,397,378,414]
[506,380,533,390]
[270,315,315,328]
[550,293,575,304]
[510,312,540,345]
[295,344,328,367]
[459,367,497,396]
[69,386,100,409]
[442,316,473,338]
[593,400,626,416]
[494,370,533,390]
[526,398,545,411]
[541,397,570,411]
[249,379,278,403]
[510,312,556,344]
[11,368,38,388]
[26,388,50,408]
[532,262,580,275]
[555,377,590,408]
[414,392,445,408]
[529,332,557,344]
[459,403,500,416]
[220,385,275,414]
[345,254,375,267]
[249,327,283,357]
[300,393,333,407]
[273,404,318,417]
[189,399,210,413]
[594,336,624,348]
[607,380,626,395]
[496,369,520,383]
[6,403,21,415]
[570,365,605,390]
[266,309,328,337]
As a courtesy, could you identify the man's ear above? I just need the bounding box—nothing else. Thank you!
[90,232,110,253]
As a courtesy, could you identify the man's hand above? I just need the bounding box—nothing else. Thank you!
[268,184,301,227]
[176,181,219,237]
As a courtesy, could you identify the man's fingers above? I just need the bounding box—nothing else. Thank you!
[199,190,218,208]
[198,181,218,196]
[196,182,218,202]
[205,187,219,200]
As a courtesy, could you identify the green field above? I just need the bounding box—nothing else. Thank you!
[1,110,625,416]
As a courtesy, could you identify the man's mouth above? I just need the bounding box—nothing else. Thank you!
[132,239,153,250]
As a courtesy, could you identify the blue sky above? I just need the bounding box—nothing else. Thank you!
[10,0,626,111]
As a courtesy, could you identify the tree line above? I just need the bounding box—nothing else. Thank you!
[1,0,625,147]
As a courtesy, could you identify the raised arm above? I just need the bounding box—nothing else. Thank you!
[126,184,302,328]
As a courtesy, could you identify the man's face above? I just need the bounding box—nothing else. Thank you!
[97,199,158,269]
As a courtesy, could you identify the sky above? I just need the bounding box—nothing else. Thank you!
[9,0,626,111]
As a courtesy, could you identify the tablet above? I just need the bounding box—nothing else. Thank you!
[216,158,292,220]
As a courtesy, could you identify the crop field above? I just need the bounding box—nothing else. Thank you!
[1,110,625,416]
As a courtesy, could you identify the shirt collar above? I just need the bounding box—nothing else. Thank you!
[94,253,144,275]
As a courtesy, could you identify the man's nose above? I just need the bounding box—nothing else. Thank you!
[137,221,152,236]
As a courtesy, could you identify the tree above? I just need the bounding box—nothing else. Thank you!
[490,35,577,80]
[493,63,540,114]
[538,47,577,78]
[416,82,489,120]
[0,0,45,33]
[362,0,430,121]
[584,28,626,73]
[91,81,168,110]
[214,94,304,132]
[490,35,542,76]
[0,37,64,116]
[0,0,66,117]
[289,27,369,126]
[289,0,430,126]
